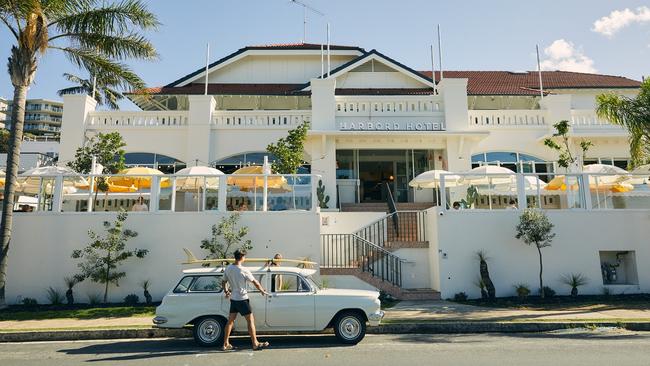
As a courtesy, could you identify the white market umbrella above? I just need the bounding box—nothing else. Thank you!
[629,164,650,185]
[409,170,461,189]
[481,175,547,195]
[460,165,516,186]
[583,164,630,186]
[173,166,224,191]
[17,166,87,195]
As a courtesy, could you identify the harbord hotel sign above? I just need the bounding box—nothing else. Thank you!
[338,120,444,131]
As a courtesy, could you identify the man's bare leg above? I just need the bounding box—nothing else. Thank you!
[223,313,237,349]
[244,313,260,347]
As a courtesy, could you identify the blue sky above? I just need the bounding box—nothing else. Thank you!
[1,0,649,108]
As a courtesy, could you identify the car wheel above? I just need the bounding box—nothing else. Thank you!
[333,311,366,345]
[193,316,225,347]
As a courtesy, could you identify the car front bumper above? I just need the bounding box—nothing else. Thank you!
[368,310,385,326]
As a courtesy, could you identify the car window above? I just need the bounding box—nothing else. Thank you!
[246,274,266,293]
[189,275,223,292]
[173,276,194,293]
[272,274,311,293]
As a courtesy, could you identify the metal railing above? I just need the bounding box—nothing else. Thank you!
[355,210,427,247]
[321,233,402,287]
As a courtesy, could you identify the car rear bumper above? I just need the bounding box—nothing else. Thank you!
[368,310,385,326]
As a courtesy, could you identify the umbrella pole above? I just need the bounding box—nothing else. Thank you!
[488,177,493,210]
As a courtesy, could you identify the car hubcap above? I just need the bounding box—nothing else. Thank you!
[339,316,361,340]
[198,319,221,343]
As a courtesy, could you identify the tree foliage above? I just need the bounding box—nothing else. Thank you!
[200,213,252,263]
[58,72,124,110]
[67,132,126,174]
[266,122,309,174]
[597,79,650,168]
[515,209,555,298]
[71,209,147,303]
[0,0,158,308]
[543,120,593,170]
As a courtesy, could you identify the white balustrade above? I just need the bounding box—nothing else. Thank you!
[86,111,189,128]
[335,97,443,116]
[212,110,311,129]
[570,110,621,129]
[468,110,547,127]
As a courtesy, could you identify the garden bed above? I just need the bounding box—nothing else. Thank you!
[0,303,157,321]
[454,293,650,311]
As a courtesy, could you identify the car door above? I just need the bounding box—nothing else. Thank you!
[184,275,224,319]
[233,273,268,330]
[265,273,315,329]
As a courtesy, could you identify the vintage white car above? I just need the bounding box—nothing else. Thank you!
[153,266,384,346]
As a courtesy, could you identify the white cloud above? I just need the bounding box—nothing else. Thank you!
[540,39,597,73]
[593,6,650,37]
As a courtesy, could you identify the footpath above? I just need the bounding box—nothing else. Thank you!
[2,300,650,342]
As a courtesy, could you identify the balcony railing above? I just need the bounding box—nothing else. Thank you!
[212,110,311,129]
[335,97,443,116]
[469,110,547,128]
[9,173,320,214]
[86,111,189,128]
[570,110,622,129]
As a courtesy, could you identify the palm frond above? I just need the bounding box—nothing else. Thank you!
[49,0,159,34]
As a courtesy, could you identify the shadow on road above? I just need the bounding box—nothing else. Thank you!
[59,335,351,362]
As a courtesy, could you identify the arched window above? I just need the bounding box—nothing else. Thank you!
[212,152,311,174]
[124,153,186,174]
[471,151,552,175]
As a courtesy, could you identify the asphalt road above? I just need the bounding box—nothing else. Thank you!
[1,329,650,366]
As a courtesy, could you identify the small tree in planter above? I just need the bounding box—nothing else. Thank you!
[515,209,555,299]
[561,273,588,297]
[64,275,85,306]
[201,213,252,263]
[72,210,148,303]
[476,250,496,300]
[316,180,330,209]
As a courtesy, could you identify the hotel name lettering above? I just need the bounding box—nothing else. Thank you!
[338,121,443,131]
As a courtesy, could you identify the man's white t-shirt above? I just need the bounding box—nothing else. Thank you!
[224,264,255,301]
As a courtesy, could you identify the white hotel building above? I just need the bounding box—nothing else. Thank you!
[7,43,649,303]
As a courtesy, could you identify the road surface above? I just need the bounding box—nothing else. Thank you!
[1,329,649,365]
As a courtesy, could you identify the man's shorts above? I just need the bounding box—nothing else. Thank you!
[229,299,252,316]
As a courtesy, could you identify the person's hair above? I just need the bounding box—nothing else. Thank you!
[234,249,247,261]
[452,201,460,208]
[509,199,516,205]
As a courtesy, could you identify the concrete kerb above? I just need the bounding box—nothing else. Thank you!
[2,322,650,342]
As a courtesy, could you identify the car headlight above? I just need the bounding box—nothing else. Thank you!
[152,316,168,325]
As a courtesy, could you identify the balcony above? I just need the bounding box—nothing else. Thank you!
[212,110,311,129]
[570,110,623,131]
[468,110,547,129]
[86,111,189,129]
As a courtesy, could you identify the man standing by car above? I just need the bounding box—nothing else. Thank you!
[222,249,270,351]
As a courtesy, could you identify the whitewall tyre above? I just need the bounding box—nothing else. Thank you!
[334,312,366,344]
[193,316,225,347]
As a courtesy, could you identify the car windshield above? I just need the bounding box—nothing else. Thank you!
[305,275,320,290]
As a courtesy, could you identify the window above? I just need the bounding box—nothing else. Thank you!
[599,251,638,285]
[246,274,266,293]
[173,276,194,293]
[471,152,553,177]
[272,274,311,293]
[189,275,223,292]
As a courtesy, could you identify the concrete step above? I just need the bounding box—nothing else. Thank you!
[341,202,435,212]
[399,289,441,301]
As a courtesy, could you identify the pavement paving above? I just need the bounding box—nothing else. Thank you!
[2,330,650,366]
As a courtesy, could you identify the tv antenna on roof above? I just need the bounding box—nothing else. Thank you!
[290,0,324,43]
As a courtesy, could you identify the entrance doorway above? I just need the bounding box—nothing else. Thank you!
[336,149,444,203]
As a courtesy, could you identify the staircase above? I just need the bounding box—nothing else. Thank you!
[320,210,440,300]
[340,202,435,212]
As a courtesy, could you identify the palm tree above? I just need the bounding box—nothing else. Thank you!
[596,79,650,168]
[58,72,124,110]
[0,0,159,308]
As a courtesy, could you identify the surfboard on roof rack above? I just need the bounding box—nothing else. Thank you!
[181,248,317,268]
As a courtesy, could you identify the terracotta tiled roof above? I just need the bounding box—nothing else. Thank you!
[248,43,365,51]
[134,83,307,96]
[419,71,641,96]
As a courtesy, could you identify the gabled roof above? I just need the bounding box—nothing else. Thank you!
[136,83,307,96]
[303,49,434,90]
[419,70,641,96]
[165,43,365,88]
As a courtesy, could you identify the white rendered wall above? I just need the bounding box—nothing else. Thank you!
[429,209,650,299]
[6,211,319,304]
[335,71,427,89]
[320,212,385,234]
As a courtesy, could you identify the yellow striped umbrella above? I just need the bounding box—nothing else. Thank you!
[227,166,291,192]
[109,167,171,189]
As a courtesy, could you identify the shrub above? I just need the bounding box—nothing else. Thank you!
[561,273,588,297]
[453,292,468,302]
[124,293,140,305]
[514,283,531,301]
[46,287,64,305]
[87,293,102,305]
[541,286,556,298]
[64,275,84,305]
[201,213,252,264]
[22,297,38,306]
[474,277,488,299]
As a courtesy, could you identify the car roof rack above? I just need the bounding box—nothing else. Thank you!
[181,248,317,269]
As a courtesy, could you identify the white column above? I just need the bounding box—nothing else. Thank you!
[439,78,469,132]
[516,173,527,210]
[150,175,160,212]
[52,175,63,212]
[310,78,336,131]
[187,95,215,165]
[307,134,337,209]
[59,95,97,165]
[217,175,227,212]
